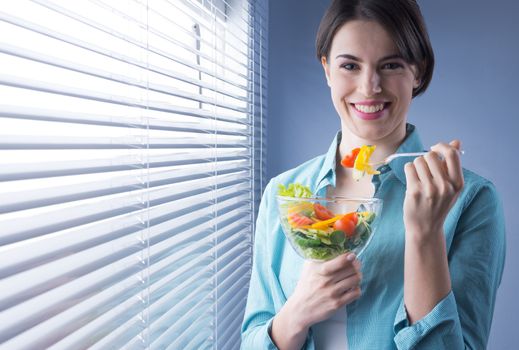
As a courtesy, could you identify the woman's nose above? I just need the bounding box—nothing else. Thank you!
[358,69,382,97]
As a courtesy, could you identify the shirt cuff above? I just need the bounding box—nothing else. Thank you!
[393,291,460,349]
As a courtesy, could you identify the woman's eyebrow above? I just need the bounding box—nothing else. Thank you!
[335,53,403,61]
[335,54,361,61]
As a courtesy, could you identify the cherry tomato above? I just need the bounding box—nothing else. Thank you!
[341,148,361,168]
[333,212,358,237]
[313,203,335,220]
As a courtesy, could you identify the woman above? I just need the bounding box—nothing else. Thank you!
[241,0,505,349]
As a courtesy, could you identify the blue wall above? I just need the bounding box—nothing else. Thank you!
[267,0,519,348]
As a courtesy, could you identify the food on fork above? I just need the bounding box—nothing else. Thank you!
[341,145,380,181]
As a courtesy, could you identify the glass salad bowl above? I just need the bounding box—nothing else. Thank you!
[277,196,383,261]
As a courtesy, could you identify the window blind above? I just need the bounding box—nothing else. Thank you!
[0,0,267,349]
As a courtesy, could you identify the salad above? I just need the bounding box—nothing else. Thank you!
[277,183,377,260]
[341,144,380,181]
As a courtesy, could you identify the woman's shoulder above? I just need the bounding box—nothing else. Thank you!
[459,167,501,208]
[461,167,497,190]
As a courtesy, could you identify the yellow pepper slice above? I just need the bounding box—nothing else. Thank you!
[310,215,343,229]
[352,145,380,180]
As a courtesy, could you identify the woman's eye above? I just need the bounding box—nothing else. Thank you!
[340,63,358,71]
[382,62,403,70]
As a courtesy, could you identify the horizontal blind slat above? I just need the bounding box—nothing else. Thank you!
[91,0,252,71]
[0,43,249,109]
[0,75,249,118]
[0,149,251,181]
[0,134,249,149]
[179,0,257,46]
[0,86,249,126]
[219,313,247,350]
[31,0,251,81]
[0,18,250,99]
[0,105,251,135]
[218,287,249,332]
[169,0,253,48]
[47,295,146,350]
[88,219,249,345]
[0,161,250,213]
[0,211,251,344]
[0,177,250,246]
[0,12,250,93]
[150,247,250,347]
[0,195,251,283]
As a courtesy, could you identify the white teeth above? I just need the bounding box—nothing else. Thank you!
[354,103,385,113]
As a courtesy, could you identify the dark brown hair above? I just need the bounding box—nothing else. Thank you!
[316,0,434,97]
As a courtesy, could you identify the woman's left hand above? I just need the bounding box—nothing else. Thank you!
[403,140,464,241]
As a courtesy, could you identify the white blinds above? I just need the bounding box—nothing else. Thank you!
[0,0,267,349]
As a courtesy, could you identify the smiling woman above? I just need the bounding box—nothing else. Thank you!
[241,1,505,349]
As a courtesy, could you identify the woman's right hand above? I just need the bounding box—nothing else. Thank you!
[270,253,362,349]
[290,253,362,328]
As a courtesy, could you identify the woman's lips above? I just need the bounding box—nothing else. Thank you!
[350,102,390,120]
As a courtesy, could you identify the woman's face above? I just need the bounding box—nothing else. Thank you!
[322,20,420,143]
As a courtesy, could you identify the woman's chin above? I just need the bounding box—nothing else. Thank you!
[345,123,388,142]
[342,116,405,144]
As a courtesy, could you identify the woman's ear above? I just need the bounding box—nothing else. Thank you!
[321,56,331,87]
[413,77,421,89]
[412,63,423,89]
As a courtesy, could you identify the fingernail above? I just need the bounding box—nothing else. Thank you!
[347,253,356,261]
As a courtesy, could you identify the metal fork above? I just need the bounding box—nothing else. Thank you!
[370,150,465,167]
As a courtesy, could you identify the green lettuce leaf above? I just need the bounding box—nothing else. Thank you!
[277,183,313,198]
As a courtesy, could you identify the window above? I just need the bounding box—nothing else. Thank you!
[0,0,267,348]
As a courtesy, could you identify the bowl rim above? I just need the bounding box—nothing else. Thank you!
[276,195,382,204]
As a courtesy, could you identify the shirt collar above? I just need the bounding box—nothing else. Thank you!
[315,123,424,189]
[315,131,341,191]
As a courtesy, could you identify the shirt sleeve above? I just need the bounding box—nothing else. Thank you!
[393,181,506,349]
[240,180,280,350]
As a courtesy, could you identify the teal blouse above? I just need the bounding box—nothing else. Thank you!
[241,124,506,349]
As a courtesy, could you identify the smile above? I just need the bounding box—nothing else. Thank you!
[350,102,390,120]
[353,103,386,113]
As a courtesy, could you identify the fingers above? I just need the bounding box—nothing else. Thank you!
[323,284,362,312]
[405,141,464,194]
[318,253,357,276]
[321,268,362,308]
[339,286,362,305]
[332,285,362,308]
[332,270,362,295]
[411,156,433,188]
[430,141,464,191]
[331,260,361,284]
[449,139,461,150]
[315,253,361,287]
[404,161,419,189]
[301,254,363,314]
[423,151,450,191]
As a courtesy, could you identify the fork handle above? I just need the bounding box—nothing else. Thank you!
[375,150,465,167]
[369,152,425,167]
[386,152,428,162]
